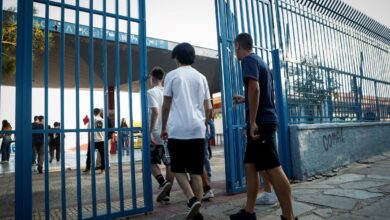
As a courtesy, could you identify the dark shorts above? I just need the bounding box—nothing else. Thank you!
[168,138,204,175]
[244,124,281,171]
[150,145,170,166]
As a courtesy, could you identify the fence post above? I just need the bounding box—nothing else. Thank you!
[326,70,333,121]
[15,0,34,219]
[374,82,380,120]
[272,49,292,178]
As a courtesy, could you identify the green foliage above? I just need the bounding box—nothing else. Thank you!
[2,8,54,77]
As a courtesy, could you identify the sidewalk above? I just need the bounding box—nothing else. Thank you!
[129,150,390,220]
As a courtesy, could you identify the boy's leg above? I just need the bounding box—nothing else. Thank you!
[266,166,294,220]
[244,164,259,213]
[56,144,60,161]
[260,171,272,192]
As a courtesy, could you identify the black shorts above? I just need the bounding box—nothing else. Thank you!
[150,145,170,166]
[244,124,281,171]
[168,139,204,175]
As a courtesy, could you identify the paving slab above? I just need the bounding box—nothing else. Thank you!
[292,184,334,189]
[275,201,316,217]
[313,208,333,218]
[354,196,390,218]
[319,174,365,185]
[367,174,390,181]
[339,180,388,189]
[295,194,357,210]
[324,189,383,199]
[299,214,323,220]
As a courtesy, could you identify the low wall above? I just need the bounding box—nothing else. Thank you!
[289,122,390,180]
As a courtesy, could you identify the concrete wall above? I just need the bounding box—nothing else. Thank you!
[289,122,390,180]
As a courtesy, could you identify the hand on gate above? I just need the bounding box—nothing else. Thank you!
[232,95,245,105]
[160,130,168,141]
[249,122,260,140]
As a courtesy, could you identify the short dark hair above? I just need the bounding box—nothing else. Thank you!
[54,122,60,127]
[34,116,39,121]
[171,42,195,65]
[38,115,44,121]
[94,108,101,116]
[235,33,253,50]
[149,67,165,81]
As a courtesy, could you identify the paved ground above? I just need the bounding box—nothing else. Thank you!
[129,151,390,220]
[1,148,389,219]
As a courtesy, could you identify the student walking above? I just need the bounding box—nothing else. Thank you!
[49,122,61,163]
[230,33,297,220]
[161,43,212,219]
[148,67,174,204]
[32,116,45,173]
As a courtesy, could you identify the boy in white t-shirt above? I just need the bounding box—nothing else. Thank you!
[147,67,174,204]
[161,43,212,219]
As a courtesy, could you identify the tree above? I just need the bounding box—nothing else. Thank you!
[2,8,53,77]
[287,55,341,122]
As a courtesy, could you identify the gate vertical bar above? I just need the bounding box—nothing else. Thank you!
[75,0,83,218]
[44,0,50,219]
[15,0,33,219]
[102,0,112,215]
[272,49,292,177]
[60,1,67,218]
[139,0,153,210]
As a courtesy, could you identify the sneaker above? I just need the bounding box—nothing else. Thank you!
[162,196,170,205]
[82,168,90,173]
[202,190,214,201]
[37,166,43,174]
[186,197,201,219]
[230,209,256,220]
[156,181,171,202]
[256,191,278,205]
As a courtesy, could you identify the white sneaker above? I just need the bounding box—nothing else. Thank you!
[202,190,215,200]
[256,191,278,205]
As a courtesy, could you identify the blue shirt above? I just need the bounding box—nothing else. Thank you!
[241,53,278,125]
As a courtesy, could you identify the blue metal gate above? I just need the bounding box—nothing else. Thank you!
[13,0,152,219]
[215,0,276,193]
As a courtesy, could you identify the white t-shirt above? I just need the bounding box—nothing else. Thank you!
[163,66,211,139]
[89,116,105,142]
[147,86,164,145]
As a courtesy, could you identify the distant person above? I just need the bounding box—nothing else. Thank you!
[32,116,39,164]
[84,108,105,174]
[96,109,114,169]
[161,43,212,219]
[202,113,214,201]
[32,115,44,173]
[148,67,174,204]
[0,120,13,163]
[49,122,61,163]
[230,33,296,220]
[120,118,130,156]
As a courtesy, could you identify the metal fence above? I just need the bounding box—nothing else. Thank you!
[275,0,390,123]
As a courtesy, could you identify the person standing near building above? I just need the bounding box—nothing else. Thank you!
[120,118,130,156]
[49,122,61,163]
[32,116,39,164]
[230,33,296,220]
[0,120,13,163]
[84,108,106,174]
[161,43,212,219]
[148,67,174,204]
[32,115,44,173]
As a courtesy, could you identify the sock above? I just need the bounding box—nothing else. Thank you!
[155,174,165,186]
[188,196,198,205]
[203,185,211,192]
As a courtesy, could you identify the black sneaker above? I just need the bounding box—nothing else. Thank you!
[186,197,201,219]
[230,209,256,220]
[37,166,43,174]
[162,196,170,205]
[156,181,171,202]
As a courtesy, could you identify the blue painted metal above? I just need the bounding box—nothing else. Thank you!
[139,0,154,212]
[44,1,50,219]
[75,1,83,218]
[272,49,292,177]
[60,1,67,219]
[102,0,112,215]
[15,0,33,219]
